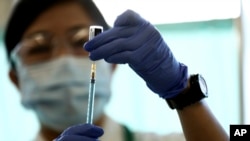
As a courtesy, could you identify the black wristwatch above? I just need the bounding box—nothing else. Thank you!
[166,74,208,110]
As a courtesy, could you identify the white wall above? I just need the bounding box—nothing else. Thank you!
[241,0,250,124]
[93,0,240,25]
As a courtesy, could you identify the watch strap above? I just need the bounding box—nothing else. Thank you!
[166,74,207,110]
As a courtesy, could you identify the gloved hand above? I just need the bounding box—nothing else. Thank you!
[55,124,103,141]
[84,10,188,99]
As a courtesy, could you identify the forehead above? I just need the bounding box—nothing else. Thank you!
[22,1,94,38]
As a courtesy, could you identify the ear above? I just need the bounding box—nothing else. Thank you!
[9,69,20,89]
[111,64,117,72]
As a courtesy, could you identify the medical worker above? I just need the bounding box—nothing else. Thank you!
[4,0,229,141]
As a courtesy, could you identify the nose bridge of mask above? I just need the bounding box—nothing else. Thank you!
[51,37,74,57]
[17,56,113,95]
[17,56,89,88]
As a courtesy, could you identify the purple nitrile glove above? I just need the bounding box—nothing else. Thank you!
[55,124,103,141]
[84,10,188,99]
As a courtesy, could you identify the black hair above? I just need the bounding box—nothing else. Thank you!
[3,0,109,67]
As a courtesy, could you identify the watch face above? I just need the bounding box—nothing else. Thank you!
[198,75,208,95]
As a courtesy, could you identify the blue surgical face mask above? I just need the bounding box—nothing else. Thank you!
[15,56,112,132]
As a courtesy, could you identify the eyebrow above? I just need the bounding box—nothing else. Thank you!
[24,31,49,40]
[67,25,89,36]
[23,24,90,40]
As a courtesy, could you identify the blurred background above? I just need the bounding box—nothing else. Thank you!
[0,0,249,140]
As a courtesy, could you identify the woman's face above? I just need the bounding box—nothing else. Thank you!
[18,1,94,65]
[9,1,113,133]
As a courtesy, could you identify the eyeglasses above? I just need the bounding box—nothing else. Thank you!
[11,28,90,65]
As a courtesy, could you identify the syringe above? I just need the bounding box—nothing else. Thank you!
[86,25,103,124]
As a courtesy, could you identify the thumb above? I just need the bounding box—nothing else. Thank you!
[114,9,147,27]
[61,124,104,138]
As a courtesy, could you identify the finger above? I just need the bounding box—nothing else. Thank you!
[104,51,132,64]
[56,135,100,141]
[104,43,153,66]
[61,124,104,138]
[84,26,137,52]
[88,25,157,61]
[114,10,147,27]
[88,37,139,61]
